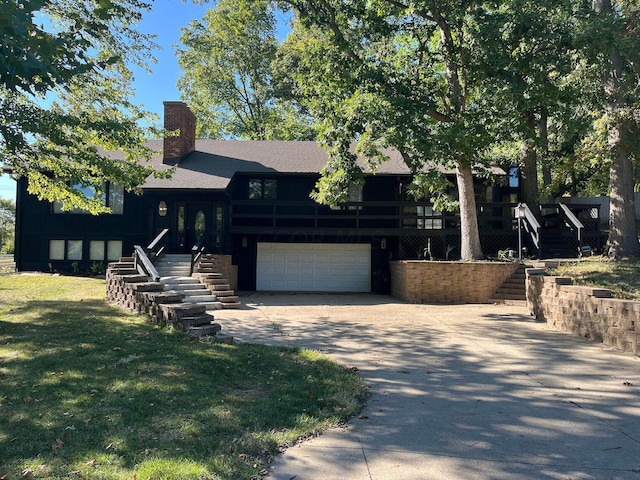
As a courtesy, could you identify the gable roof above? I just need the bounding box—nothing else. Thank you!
[142,139,414,191]
[142,139,504,191]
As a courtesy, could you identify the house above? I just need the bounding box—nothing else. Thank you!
[13,101,520,292]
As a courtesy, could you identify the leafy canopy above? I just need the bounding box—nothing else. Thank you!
[177,0,315,140]
[0,0,168,214]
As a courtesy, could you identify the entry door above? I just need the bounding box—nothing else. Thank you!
[183,203,224,253]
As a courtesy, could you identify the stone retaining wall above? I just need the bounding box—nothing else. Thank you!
[526,269,639,356]
[390,260,519,303]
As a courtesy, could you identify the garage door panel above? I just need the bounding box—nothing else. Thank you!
[256,243,371,292]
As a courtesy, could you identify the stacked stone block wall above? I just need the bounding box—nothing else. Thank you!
[527,270,639,356]
[106,262,166,319]
[390,260,520,303]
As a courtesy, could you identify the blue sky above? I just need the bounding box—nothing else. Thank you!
[2,0,264,201]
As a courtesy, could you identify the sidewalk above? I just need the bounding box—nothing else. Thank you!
[216,293,640,480]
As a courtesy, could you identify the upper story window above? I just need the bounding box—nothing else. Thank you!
[402,205,443,229]
[330,184,363,210]
[248,179,277,200]
[53,182,124,214]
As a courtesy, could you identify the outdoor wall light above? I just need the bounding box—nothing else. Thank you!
[158,201,168,217]
[242,236,248,248]
[380,237,387,249]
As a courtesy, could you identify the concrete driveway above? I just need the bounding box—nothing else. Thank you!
[216,293,640,480]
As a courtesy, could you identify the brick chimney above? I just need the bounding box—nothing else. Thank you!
[163,101,196,165]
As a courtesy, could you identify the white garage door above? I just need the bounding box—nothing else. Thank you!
[256,243,371,292]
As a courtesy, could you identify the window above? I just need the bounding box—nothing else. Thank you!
[90,241,105,260]
[49,240,83,260]
[49,240,65,260]
[107,240,122,261]
[347,184,363,210]
[248,179,277,199]
[331,184,363,210]
[53,182,124,214]
[403,205,443,229]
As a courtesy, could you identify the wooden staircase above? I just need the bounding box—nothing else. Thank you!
[490,262,532,305]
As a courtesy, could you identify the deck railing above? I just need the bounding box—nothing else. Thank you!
[230,200,520,234]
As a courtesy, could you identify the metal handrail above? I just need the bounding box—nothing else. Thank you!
[559,203,584,242]
[518,203,543,257]
[559,203,584,254]
[146,228,170,263]
[190,232,208,275]
[133,245,161,282]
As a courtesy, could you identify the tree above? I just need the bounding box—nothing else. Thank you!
[589,0,640,257]
[0,198,15,254]
[0,0,167,214]
[278,0,506,259]
[177,0,314,140]
[473,0,579,207]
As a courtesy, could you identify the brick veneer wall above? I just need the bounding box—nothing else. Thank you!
[526,269,639,356]
[390,260,520,303]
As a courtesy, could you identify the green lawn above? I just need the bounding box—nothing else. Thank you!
[0,254,14,274]
[0,275,367,479]
[547,256,640,300]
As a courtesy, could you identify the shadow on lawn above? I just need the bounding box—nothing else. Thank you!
[0,299,361,478]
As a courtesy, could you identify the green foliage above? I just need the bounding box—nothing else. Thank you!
[0,275,367,479]
[177,0,314,140]
[0,198,15,254]
[0,0,170,214]
[278,1,497,258]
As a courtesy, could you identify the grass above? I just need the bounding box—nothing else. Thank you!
[0,275,367,480]
[546,256,640,300]
[0,254,14,274]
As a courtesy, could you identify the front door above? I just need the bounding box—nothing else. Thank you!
[183,202,225,253]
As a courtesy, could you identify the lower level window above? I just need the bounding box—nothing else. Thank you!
[90,240,123,261]
[49,240,83,260]
[49,239,122,261]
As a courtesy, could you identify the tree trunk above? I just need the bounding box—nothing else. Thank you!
[539,107,553,201]
[594,0,640,257]
[607,122,639,257]
[457,163,483,260]
[520,110,539,208]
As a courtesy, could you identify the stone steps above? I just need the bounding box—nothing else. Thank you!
[490,263,531,304]
[193,259,241,309]
[106,257,232,342]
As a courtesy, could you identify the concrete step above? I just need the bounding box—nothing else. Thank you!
[214,290,236,297]
[179,313,216,331]
[211,284,231,291]
[492,292,526,300]
[219,295,239,303]
[222,302,242,309]
[157,268,191,275]
[490,298,527,306]
[187,323,222,337]
[184,294,220,303]
[496,285,525,293]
